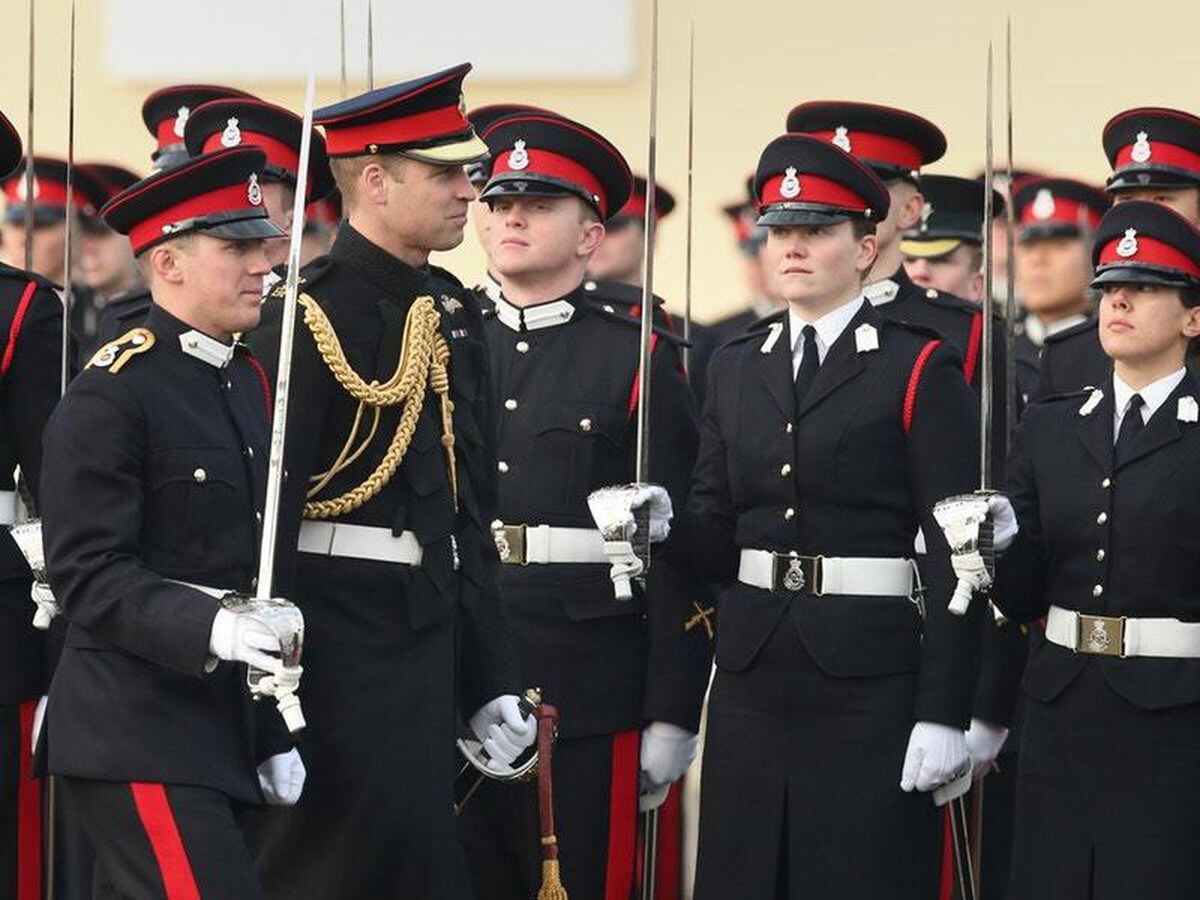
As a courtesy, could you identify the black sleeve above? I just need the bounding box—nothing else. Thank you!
[971,617,1029,727]
[907,343,986,728]
[40,380,220,676]
[5,283,65,502]
[992,409,1050,624]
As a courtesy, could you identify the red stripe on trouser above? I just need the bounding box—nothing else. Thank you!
[654,780,682,900]
[937,806,954,900]
[129,783,201,900]
[16,700,41,900]
[604,730,640,900]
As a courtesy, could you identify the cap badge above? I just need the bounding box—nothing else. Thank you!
[1116,228,1139,258]
[919,201,934,233]
[247,173,262,206]
[1032,188,1056,221]
[221,118,242,148]
[832,126,852,152]
[509,140,530,171]
[1131,131,1152,164]
[779,166,801,200]
[173,106,190,139]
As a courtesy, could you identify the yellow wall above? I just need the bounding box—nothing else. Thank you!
[2,0,1197,322]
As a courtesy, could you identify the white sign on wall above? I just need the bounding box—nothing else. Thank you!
[105,0,636,82]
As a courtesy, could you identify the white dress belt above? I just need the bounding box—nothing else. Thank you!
[738,548,915,597]
[492,522,608,565]
[297,521,423,566]
[1045,604,1200,659]
[0,490,18,526]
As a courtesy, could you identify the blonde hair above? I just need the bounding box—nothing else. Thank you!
[330,154,407,209]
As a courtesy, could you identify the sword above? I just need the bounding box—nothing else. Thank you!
[60,0,76,396]
[1003,17,1017,450]
[980,42,995,493]
[22,0,35,274]
[366,0,375,91]
[339,0,348,99]
[250,72,317,734]
[681,22,695,378]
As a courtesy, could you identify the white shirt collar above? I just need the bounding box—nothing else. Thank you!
[481,272,503,305]
[1024,312,1088,348]
[179,330,235,368]
[1112,367,1187,438]
[492,294,576,333]
[788,295,866,369]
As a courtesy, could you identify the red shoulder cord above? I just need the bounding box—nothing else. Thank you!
[1,281,40,378]
[242,352,274,420]
[903,339,942,435]
[962,312,983,387]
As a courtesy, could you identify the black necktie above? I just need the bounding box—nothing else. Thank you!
[794,324,819,412]
[1114,393,1145,467]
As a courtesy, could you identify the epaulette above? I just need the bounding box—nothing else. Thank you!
[266,257,334,302]
[428,263,464,289]
[1043,317,1097,346]
[921,287,979,316]
[265,274,311,302]
[1030,386,1095,404]
[0,262,58,292]
[591,303,690,347]
[721,309,787,347]
[884,317,945,342]
[86,327,155,373]
[581,278,667,309]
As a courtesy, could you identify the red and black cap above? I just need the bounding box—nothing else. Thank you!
[0,112,21,179]
[610,175,676,225]
[1102,107,1200,192]
[142,84,258,170]
[723,174,764,253]
[1091,200,1200,289]
[315,63,486,164]
[1013,177,1110,243]
[480,113,632,221]
[902,174,1005,258]
[101,146,285,255]
[184,98,335,202]
[2,157,110,226]
[80,163,142,198]
[754,133,890,227]
[304,189,342,234]
[465,103,558,185]
[785,101,946,182]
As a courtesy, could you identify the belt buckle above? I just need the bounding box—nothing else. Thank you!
[771,554,822,595]
[1076,613,1125,657]
[492,522,527,565]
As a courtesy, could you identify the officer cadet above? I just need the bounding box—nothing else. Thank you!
[78,164,144,306]
[0,112,68,900]
[670,134,981,899]
[902,173,1004,302]
[786,101,1010,482]
[987,200,1200,899]
[37,145,302,900]
[140,84,257,172]
[457,111,709,900]
[184,96,336,269]
[1036,108,1200,399]
[707,175,781,344]
[586,175,674,286]
[1012,177,1110,398]
[241,64,531,900]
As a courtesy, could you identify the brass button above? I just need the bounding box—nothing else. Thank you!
[1102,477,1112,489]
[784,508,795,520]
[1092,584,1104,597]
[245,446,254,458]
[193,468,207,482]
[780,463,792,476]
[516,341,529,353]
[1097,512,1108,525]
[505,398,518,410]
[498,461,509,473]
[584,280,597,291]
[580,418,593,432]
[603,304,616,314]
[785,422,794,434]
[1096,549,1106,562]
[926,288,938,299]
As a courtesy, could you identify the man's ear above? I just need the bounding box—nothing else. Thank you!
[360,160,400,206]
[1183,302,1200,339]
[147,242,185,285]
[897,189,925,232]
[856,232,879,274]
[579,220,606,258]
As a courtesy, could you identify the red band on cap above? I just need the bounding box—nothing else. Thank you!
[493,147,608,217]
[1114,139,1200,175]
[126,180,262,253]
[1019,196,1103,230]
[617,193,662,222]
[156,117,185,151]
[810,129,923,170]
[201,131,301,182]
[759,172,870,213]
[3,177,95,214]
[322,104,468,156]
[1099,233,1200,279]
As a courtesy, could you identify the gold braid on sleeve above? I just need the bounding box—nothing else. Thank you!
[298,293,458,518]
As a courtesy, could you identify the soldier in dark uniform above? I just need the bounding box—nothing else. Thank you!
[240,64,529,900]
[675,134,981,899]
[902,173,1003,303]
[1036,108,1200,399]
[990,200,1200,899]
[78,163,144,308]
[38,146,302,900]
[707,175,780,344]
[0,111,68,900]
[456,111,710,900]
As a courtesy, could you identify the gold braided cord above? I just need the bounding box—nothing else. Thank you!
[298,293,459,518]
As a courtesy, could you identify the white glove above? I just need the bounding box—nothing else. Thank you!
[949,552,991,594]
[31,695,47,754]
[630,485,673,543]
[965,718,1009,781]
[470,694,536,771]
[257,748,306,806]
[987,494,1018,552]
[639,721,697,811]
[900,721,970,793]
[30,582,57,630]
[208,608,283,673]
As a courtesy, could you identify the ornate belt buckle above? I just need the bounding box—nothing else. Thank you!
[1076,613,1125,657]
[492,522,527,565]
[772,553,805,594]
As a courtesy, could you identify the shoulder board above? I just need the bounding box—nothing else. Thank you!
[1043,317,1098,346]
[1031,386,1095,404]
[86,327,156,373]
[883,317,945,342]
[581,278,667,308]
[720,309,787,347]
[922,288,978,315]
[591,304,689,346]
[267,257,335,301]
[0,262,58,293]
[428,264,464,289]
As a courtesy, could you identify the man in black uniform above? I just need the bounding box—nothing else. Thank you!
[0,111,68,900]
[1037,107,1200,399]
[990,200,1200,899]
[242,64,530,900]
[677,133,981,899]
[38,145,302,900]
[902,173,1003,303]
[457,111,710,900]
[707,175,780,344]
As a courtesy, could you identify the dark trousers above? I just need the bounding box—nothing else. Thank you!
[1,701,40,900]
[59,777,262,900]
